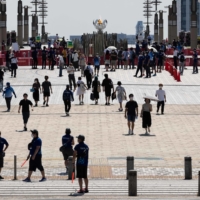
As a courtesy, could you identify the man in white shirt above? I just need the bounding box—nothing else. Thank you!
[84,63,93,89]
[58,53,64,77]
[72,50,79,71]
[173,47,178,69]
[155,83,166,115]
[67,63,76,91]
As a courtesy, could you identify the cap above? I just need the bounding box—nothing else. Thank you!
[76,135,85,141]
[31,129,38,134]
[65,128,71,134]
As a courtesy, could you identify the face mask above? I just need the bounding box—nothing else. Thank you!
[130,97,133,100]
[159,87,163,89]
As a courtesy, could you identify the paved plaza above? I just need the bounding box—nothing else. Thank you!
[0,66,200,181]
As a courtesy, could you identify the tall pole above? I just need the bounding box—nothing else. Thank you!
[159,11,164,43]
[31,0,40,37]
[24,6,29,43]
[0,1,7,49]
[171,0,177,43]
[31,14,36,38]
[17,0,23,47]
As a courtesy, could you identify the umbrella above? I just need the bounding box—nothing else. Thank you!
[148,46,158,53]
[106,46,117,51]
[143,95,159,102]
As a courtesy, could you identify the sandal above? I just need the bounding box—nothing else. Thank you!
[84,188,89,193]
[77,189,84,193]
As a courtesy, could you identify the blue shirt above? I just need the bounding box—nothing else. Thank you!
[135,44,141,55]
[94,56,100,66]
[63,90,74,101]
[138,55,144,65]
[149,52,154,61]
[74,142,89,166]
[30,137,42,156]
[62,135,74,149]
[3,86,16,98]
[157,52,164,61]
[0,137,8,153]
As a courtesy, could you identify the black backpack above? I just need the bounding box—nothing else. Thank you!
[84,66,90,76]
[180,55,185,62]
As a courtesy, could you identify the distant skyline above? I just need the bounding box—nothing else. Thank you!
[6,0,173,39]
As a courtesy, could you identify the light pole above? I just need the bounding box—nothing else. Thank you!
[0,0,7,50]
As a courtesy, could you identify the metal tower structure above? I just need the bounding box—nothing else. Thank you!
[31,0,40,37]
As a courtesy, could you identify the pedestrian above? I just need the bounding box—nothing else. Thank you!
[18,93,33,131]
[102,74,114,105]
[42,76,53,107]
[67,63,76,91]
[173,47,178,69]
[149,49,156,76]
[84,63,93,90]
[134,52,144,78]
[135,41,141,57]
[62,47,67,69]
[93,53,101,76]
[117,47,123,69]
[157,50,164,73]
[32,78,41,107]
[178,52,185,75]
[129,47,136,69]
[76,77,87,105]
[61,128,74,173]
[48,47,53,70]
[72,135,89,193]
[141,98,152,134]
[0,131,9,180]
[58,52,64,77]
[51,48,56,70]
[110,50,117,71]
[144,51,151,78]
[41,46,47,69]
[114,81,126,111]
[155,83,166,115]
[72,50,79,71]
[2,82,17,112]
[122,48,129,70]
[63,85,74,116]
[147,35,152,45]
[105,50,110,71]
[23,129,46,182]
[124,94,138,135]
[5,50,11,71]
[193,49,198,74]
[0,68,4,92]
[79,53,87,77]
[92,76,101,105]
[10,51,18,78]
[32,47,38,69]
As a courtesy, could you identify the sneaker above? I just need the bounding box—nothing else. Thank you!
[66,113,69,116]
[131,131,134,135]
[128,130,131,135]
[105,103,108,105]
[0,175,4,179]
[153,74,156,76]
[84,188,89,193]
[77,189,84,193]
[23,177,31,182]
[24,127,27,131]
[46,104,49,107]
[39,177,47,182]
[43,101,46,105]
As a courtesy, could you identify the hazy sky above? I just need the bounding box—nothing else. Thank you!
[6,0,172,39]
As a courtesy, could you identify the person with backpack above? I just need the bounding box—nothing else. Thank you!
[93,53,101,76]
[92,76,101,105]
[117,47,123,69]
[178,52,185,75]
[63,85,74,116]
[41,46,47,69]
[134,52,144,78]
[129,48,136,69]
[84,63,93,90]
[102,74,114,105]
[193,49,198,74]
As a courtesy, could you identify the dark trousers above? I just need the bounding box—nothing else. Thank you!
[33,58,38,69]
[64,100,71,113]
[118,58,123,68]
[11,64,17,77]
[22,112,30,124]
[51,59,55,70]
[129,59,135,69]
[145,65,151,77]
[157,101,165,114]
[173,56,177,69]
[63,57,67,68]
[48,59,52,69]
[157,60,163,71]
[5,97,12,110]
[42,58,46,69]
[68,74,76,90]
[135,65,142,76]
[193,61,198,73]
[86,74,92,89]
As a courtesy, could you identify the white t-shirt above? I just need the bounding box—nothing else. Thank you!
[173,50,178,57]
[11,57,18,64]
[67,66,75,74]
[155,89,166,101]
[58,55,64,65]
[72,53,79,62]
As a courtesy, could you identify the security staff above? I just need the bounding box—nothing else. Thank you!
[61,128,75,173]
[0,131,9,179]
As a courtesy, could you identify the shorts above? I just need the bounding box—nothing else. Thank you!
[105,89,111,97]
[22,112,30,124]
[128,115,135,122]
[29,155,44,172]
[95,65,100,70]
[105,60,110,65]
[0,156,3,168]
[76,165,88,179]
[110,60,117,66]
[62,148,74,160]
[43,92,50,97]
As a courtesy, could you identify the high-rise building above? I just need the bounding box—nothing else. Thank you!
[177,0,200,35]
[136,21,144,35]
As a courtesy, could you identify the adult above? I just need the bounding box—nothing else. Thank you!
[10,52,18,78]
[193,49,198,74]
[125,94,138,135]
[79,53,87,77]
[92,76,101,105]
[144,51,151,78]
[63,85,74,116]
[0,68,4,92]
[18,93,33,131]
[173,47,178,69]
[157,50,164,73]
[23,130,46,182]
[41,46,47,69]
[134,52,144,78]
[141,99,152,134]
[32,78,41,107]
[48,47,53,70]
[129,48,136,69]
[32,47,38,69]
[117,47,123,69]
[178,52,185,75]
[155,83,166,115]
[0,131,9,179]
[67,63,76,91]
[2,82,17,112]
[62,48,67,68]
[135,42,141,57]
[72,50,79,71]
[110,50,117,71]
[149,49,156,76]
[73,135,89,193]
[58,52,64,77]
[42,76,53,107]
[5,50,11,71]
[61,128,75,173]
[102,74,114,105]
[104,50,110,71]
[76,77,87,105]
[122,48,129,70]
[114,81,126,112]
[84,63,93,90]
[93,53,101,76]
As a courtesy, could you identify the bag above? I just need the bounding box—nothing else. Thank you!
[112,92,116,101]
[109,79,113,88]
[180,55,185,62]
[30,88,35,92]
[84,66,90,76]
[90,93,94,101]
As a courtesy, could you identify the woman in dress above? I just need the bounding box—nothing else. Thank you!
[92,76,101,105]
[32,78,41,107]
[141,98,152,134]
[114,81,126,112]
[76,77,87,105]
[105,50,110,71]
[79,53,86,77]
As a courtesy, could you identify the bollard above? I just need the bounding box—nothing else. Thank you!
[128,170,137,196]
[173,69,177,80]
[177,72,181,82]
[14,155,17,180]
[198,171,200,196]
[165,62,169,71]
[184,157,192,180]
[126,157,134,180]
[68,156,75,180]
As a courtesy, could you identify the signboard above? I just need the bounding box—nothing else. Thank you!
[36,36,41,42]
[67,41,73,48]
[12,42,19,52]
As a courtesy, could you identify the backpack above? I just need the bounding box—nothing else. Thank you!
[84,66,90,76]
[118,50,123,58]
[180,55,185,62]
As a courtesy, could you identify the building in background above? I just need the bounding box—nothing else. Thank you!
[136,21,144,35]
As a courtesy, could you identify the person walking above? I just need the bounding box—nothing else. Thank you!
[63,85,74,116]
[105,50,110,71]
[102,74,114,105]
[10,52,18,78]
[0,131,9,180]
[42,76,53,107]
[124,94,138,135]
[155,83,166,115]
[84,63,93,90]
[62,47,67,69]
[67,63,76,91]
[173,47,178,69]
[32,78,41,107]
[122,48,129,70]
[92,76,101,105]
[48,47,53,70]
[0,68,4,92]
[144,51,151,78]
[41,46,47,69]
[5,50,11,71]
[114,81,126,112]
[149,49,156,76]
[141,98,152,134]
[93,53,101,76]
[178,52,185,75]
[76,77,87,105]
[32,47,38,69]
[18,93,33,131]
[2,82,17,112]
[79,53,87,77]
[110,50,117,71]
[134,52,144,78]
[58,52,64,77]
[157,50,164,73]
[23,129,46,182]
[193,49,198,74]
[117,47,123,69]
[129,47,136,69]
[72,135,89,193]
[61,128,75,173]
[72,50,79,71]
